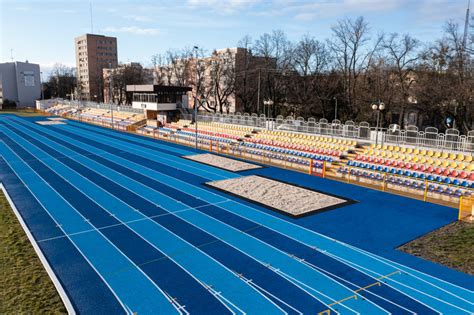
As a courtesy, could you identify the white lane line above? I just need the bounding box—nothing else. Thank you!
[0,183,77,315]
[11,118,473,306]
[10,123,342,313]
[3,125,283,314]
[0,139,180,315]
[0,142,130,314]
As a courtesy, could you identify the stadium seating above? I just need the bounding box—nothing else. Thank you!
[77,107,144,129]
[156,120,357,172]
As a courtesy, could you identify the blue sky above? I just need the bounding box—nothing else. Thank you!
[0,0,470,77]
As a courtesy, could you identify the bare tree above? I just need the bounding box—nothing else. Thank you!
[382,33,421,127]
[208,49,236,113]
[442,21,474,132]
[44,63,76,99]
[328,17,382,119]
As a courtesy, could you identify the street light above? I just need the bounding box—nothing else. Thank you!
[263,99,274,119]
[193,46,199,149]
[333,96,338,121]
[40,71,44,100]
[109,63,114,129]
[371,101,385,146]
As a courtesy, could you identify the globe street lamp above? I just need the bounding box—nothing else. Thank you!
[263,99,274,119]
[193,46,199,149]
[371,101,385,146]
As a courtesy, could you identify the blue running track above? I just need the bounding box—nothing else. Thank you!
[0,114,473,314]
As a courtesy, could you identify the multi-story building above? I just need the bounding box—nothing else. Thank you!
[75,33,118,102]
[154,48,275,113]
[0,61,41,108]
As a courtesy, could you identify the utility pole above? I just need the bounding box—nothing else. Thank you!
[109,62,114,129]
[193,46,199,150]
[90,2,94,33]
[463,0,470,52]
[257,68,261,114]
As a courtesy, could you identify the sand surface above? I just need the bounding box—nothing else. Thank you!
[185,153,261,172]
[47,117,67,121]
[207,175,346,216]
[36,121,66,125]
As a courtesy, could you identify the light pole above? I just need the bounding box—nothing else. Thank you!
[263,99,274,119]
[257,68,261,114]
[333,96,337,121]
[263,99,273,128]
[40,71,44,100]
[109,63,114,129]
[193,46,199,149]
[371,101,385,146]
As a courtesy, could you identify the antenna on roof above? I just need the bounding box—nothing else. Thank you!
[89,2,94,34]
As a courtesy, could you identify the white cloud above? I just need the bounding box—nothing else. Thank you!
[125,15,152,22]
[270,0,407,21]
[187,0,260,14]
[103,26,160,35]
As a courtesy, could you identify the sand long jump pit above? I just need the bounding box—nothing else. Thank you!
[35,120,66,125]
[206,175,355,217]
[183,153,262,172]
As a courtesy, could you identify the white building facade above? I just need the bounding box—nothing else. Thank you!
[0,61,41,108]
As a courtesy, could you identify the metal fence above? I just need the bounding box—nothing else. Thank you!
[182,112,474,153]
[52,100,143,114]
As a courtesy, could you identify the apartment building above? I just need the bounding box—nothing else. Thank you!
[75,33,118,102]
[154,47,275,113]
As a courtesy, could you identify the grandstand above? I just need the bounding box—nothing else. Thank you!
[38,100,474,209]
[146,117,471,207]
[77,107,145,130]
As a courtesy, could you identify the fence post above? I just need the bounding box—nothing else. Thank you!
[423,179,428,202]
[322,161,326,178]
[309,159,313,175]
[382,173,387,191]
[210,140,213,152]
[458,196,463,220]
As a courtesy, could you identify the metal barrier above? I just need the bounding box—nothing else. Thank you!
[327,167,472,207]
[180,112,474,153]
[53,100,143,114]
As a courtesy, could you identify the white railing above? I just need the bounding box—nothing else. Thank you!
[182,112,474,153]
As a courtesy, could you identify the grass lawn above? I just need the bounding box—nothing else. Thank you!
[399,221,474,276]
[0,108,44,117]
[0,190,66,314]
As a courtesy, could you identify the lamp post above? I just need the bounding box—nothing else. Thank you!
[109,63,114,129]
[371,101,385,146]
[40,71,44,100]
[193,46,199,149]
[263,99,274,119]
[333,96,337,121]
